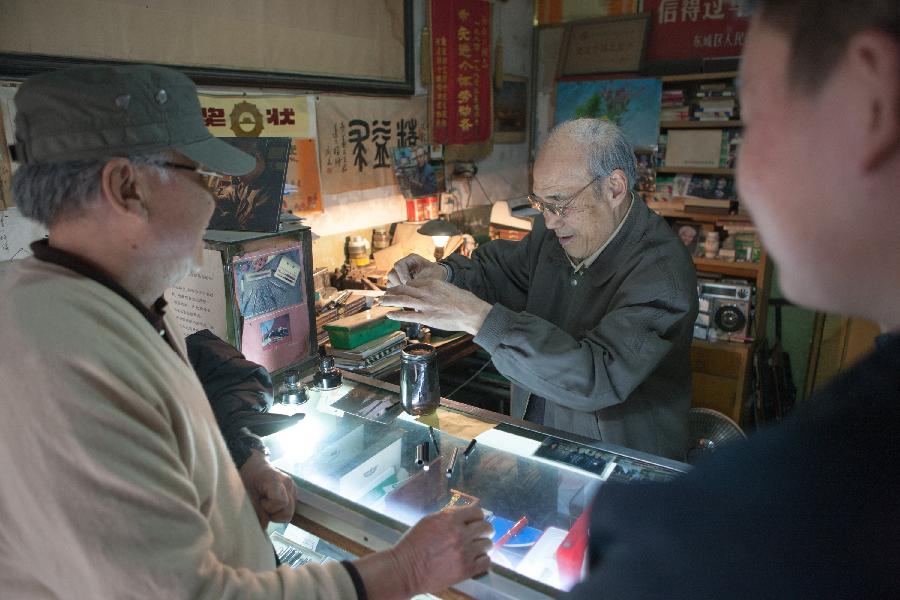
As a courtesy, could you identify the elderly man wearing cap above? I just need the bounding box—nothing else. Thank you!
[0,65,491,599]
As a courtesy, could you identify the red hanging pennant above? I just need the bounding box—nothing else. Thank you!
[430,0,492,148]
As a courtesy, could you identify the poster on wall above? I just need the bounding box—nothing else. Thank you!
[315,95,428,196]
[535,0,639,25]
[392,145,446,199]
[494,76,528,144]
[165,248,228,339]
[208,138,291,233]
[198,94,323,218]
[430,0,493,156]
[643,0,750,62]
[232,244,310,373]
[554,78,662,149]
[283,138,323,215]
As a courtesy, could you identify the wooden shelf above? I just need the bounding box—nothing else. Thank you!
[657,166,736,175]
[661,71,739,82]
[693,257,761,278]
[651,207,751,224]
[692,338,756,352]
[661,120,743,129]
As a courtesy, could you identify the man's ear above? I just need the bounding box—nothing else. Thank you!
[607,169,630,209]
[100,158,149,219]
[848,31,900,172]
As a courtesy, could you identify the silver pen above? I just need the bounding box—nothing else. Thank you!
[429,425,440,455]
[445,447,460,478]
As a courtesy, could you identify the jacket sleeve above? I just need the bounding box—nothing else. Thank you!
[185,329,273,468]
[473,270,696,413]
[442,231,536,311]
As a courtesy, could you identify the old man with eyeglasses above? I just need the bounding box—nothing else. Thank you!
[385,119,698,460]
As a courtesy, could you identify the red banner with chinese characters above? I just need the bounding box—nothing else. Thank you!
[430,0,492,150]
[644,0,750,62]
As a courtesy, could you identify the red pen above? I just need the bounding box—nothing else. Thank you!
[493,515,528,549]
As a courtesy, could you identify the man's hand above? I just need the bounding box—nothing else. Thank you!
[354,503,494,599]
[238,449,298,529]
[381,279,492,335]
[387,254,447,287]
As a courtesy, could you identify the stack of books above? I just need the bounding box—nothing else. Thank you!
[315,293,368,346]
[327,330,407,376]
[692,83,739,121]
[660,89,689,121]
[718,219,762,262]
[683,197,733,214]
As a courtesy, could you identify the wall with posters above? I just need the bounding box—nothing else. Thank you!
[0,1,531,246]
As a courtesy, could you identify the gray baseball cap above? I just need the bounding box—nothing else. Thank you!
[13,64,255,175]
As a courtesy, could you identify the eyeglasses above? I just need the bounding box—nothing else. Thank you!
[528,172,604,217]
[160,162,226,191]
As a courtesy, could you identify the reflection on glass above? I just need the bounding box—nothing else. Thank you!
[266,378,683,592]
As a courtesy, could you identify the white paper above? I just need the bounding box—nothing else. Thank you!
[665,129,724,168]
[0,207,47,261]
[164,248,227,338]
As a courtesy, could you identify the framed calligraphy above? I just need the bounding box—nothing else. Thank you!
[0,0,414,95]
[558,13,651,77]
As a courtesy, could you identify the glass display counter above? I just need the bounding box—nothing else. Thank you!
[266,372,688,599]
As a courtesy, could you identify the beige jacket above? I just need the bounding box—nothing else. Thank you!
[0,258,356,599]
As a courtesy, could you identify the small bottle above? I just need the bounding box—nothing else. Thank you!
[276,370,308,405]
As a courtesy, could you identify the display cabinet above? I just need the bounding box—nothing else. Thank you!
[265,372,688,599]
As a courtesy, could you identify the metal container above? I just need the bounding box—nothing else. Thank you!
[372,228,391,251]
[275,370,308,405]
[400,343,440,416]
[347,235,370,266]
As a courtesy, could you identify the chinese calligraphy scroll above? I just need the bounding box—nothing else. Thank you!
[315,95,428,195]
[430,0,493,160]
[644,0,750,62]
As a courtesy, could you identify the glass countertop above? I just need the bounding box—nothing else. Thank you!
[266,375,685,592]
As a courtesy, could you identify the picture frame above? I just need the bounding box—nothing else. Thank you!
[0,0,414,95]
[558,13,651,77]
[493,75,529,144]
[672,221,702,257]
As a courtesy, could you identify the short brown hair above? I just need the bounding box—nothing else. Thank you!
[753,0,899,91]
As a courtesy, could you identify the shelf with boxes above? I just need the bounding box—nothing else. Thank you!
[638,72,771,426]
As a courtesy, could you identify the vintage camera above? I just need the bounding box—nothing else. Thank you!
[696,279,754,341]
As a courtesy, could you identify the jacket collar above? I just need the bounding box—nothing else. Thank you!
[545,195,649,288]
[30,240,178,353]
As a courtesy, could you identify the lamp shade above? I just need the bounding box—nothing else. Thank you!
[417,219,460,237]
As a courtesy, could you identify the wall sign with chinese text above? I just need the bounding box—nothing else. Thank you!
[197,95,314,138]
[644,0,750,62]
[430,0,493,148]
[559,14,650,76]
[535,0,639,25]
[315,95,428,195]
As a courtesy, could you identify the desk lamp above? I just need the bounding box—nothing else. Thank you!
[417,218,460,260]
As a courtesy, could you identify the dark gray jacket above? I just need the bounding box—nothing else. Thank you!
[444,198,697,460]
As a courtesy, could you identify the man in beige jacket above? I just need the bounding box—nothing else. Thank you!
[0,64,491,599]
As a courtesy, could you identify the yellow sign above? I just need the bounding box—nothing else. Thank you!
[197,95,312,138]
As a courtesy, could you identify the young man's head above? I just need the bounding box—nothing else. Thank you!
[532,119,636,260]
[11,65,255,294]
[738,0,900,329]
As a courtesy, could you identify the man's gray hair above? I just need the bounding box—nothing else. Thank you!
[549,118,638,192]
[12,153,170,228]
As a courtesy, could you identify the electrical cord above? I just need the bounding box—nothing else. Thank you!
[472,174,494,205]
[445,356,493,399]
